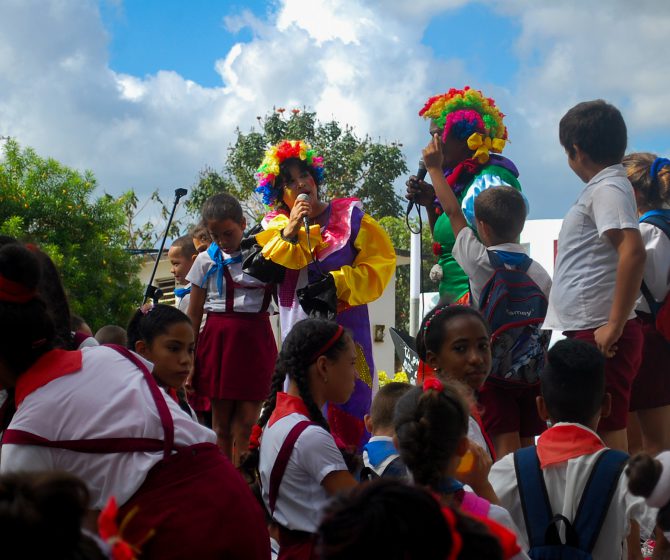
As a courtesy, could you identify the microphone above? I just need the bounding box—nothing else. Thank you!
[406,160,427,215]
[296,193,311,232]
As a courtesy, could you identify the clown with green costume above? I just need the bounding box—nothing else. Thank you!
[406,87,523,304]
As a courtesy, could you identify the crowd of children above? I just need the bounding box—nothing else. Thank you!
[0,89,669,560]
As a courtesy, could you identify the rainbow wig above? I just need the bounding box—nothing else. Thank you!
[419,87,508,163]
[254,140,325,206]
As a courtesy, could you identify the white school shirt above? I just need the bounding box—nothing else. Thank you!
[489,424,655,559]
[176,283,191,314]
[259,413,347,533]
[637,220,670,313]
[453,227,552,307]
[186,247,273,314]
[544,165,640,331]
[0,346,217,510]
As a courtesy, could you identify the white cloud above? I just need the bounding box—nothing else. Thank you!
[0,0,669,223]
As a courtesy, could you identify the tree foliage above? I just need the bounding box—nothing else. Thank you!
[187,108,409,222]
[0,139,142,330]
[378,216,438,332]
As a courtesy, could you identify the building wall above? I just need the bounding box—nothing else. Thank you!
[520,219,563,277]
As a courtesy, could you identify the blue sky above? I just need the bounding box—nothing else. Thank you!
[1,0,669,221]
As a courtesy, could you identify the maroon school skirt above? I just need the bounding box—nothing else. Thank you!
[630,313,670,411]
[119,443,270,559]
[193,312,277,401]
[278,526,317,560]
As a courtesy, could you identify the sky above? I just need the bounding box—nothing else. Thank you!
[1,0,669,221]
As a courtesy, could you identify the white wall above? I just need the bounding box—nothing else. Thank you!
[520,219,563,277]
[368,273,396,377]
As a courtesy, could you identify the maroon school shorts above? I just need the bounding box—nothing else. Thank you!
[565,318,643,431]
[478,381,546,438]
[630,313,670,411]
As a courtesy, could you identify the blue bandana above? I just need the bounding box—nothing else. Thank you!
[201,243,243,296]
[363,439,399,468]
[174,286,191,299]
[438,477,465,495]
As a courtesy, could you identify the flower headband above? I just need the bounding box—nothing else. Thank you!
[254,140,325,206]
[420,87,508,164]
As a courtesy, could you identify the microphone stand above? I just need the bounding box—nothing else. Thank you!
[143,188,188,305]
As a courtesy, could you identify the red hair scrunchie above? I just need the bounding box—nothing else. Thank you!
[248,424,263,451]
[423,377,444,393]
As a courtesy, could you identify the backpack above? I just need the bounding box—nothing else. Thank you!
[639,210,670,342]
[477,251,551,386]
[514,446,628,560]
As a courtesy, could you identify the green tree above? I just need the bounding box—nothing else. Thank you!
[378,216,438,332]
[186,108,409,221]
[0,139,142,330]
[120,188,183,251]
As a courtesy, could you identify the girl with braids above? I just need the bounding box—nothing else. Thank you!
[252,140,396,451]
[126,304,197,420]
[623,153,670,455]
[393,379,527,559]
[415,304,498,460]
[245,318,357,560]
[0,244,269,560]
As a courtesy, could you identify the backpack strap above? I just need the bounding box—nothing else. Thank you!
[514,446,554,549]
[487,250,533,272]
[638,213,670,317]
[268,420,315,515]
[572,449,628,553]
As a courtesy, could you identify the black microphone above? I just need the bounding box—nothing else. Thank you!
[406,160,427,215]
[296,193,311,232]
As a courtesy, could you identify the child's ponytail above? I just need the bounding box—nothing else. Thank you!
[394,378,470,490]
[624,152,670,209]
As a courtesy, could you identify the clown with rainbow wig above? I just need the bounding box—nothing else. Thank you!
[252,140,396,450]
[407,87,523,303]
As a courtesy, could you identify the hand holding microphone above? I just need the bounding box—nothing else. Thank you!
[405,160,434,212]
[283,193,312,239]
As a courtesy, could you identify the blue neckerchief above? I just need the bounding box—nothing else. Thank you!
[640,209,670,222]
[174,286,191,298]
[438,477,464,495]
[363,439,399,467]
[492,249,530,268]
[201,242,243,296]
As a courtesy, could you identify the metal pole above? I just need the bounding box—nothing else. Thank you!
[143,188,188,304]
[409,226,421,338]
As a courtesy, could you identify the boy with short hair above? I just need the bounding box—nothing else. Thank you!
[544,100,646,452]
[361,382,412,479]
[94,324,128,347]
[168,235,198,313]
[423,135,552,458]
[490,339,652,559]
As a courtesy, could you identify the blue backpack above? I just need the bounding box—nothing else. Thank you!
[478,251,550,386]
[639,210,670,342]
[515,446,628,560]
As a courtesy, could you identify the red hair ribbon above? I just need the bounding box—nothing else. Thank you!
[423,377,444,393]
[248,424,263,451]
[310,325,344,363]
[98,497,137,560]
[442,506,463,560]
[0,275,36,303]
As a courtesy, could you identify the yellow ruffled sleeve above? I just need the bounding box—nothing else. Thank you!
[255,214,323,270]
[330,214,396,307]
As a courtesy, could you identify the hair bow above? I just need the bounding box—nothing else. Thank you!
[423,377,444,393]
[467,133,506,164]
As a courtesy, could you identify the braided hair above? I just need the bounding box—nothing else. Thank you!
[394,381,469,491]
[239,318,349,481]
[415,304,489,362]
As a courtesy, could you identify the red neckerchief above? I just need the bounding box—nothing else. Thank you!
[470,406,497,462]
[536,423,606,469]
[15,349,82,407]
[446,158,480,189]
[167,387,180,404]
[268,392,311,427]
